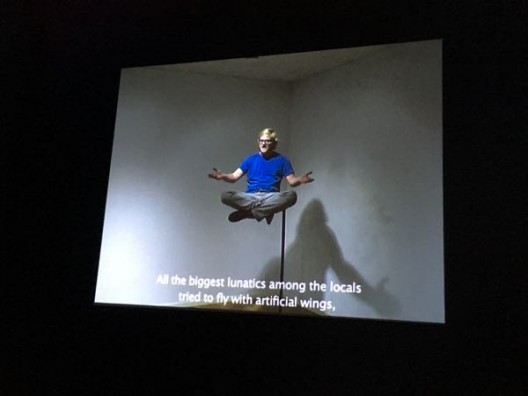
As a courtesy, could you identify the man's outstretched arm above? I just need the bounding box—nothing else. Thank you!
[286,171,314,187]
[208,168,244,183]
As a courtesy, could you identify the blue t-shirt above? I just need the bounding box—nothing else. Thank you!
[239,152,294,193]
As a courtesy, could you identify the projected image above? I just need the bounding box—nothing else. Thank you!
[95,39,444,323]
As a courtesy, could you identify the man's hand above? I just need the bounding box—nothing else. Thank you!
[299,171,314,185]
[286,171,314,187]
[208,167,243,183]
[208,168,224,180]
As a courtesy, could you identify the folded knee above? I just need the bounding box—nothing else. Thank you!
[285,191,297,205]
[221,191,233,204]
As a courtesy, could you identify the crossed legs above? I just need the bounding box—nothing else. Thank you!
[221,191,297,223]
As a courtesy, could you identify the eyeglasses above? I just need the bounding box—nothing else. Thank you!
[258,139,274,144]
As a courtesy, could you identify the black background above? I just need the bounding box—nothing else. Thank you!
[4,1,526,393]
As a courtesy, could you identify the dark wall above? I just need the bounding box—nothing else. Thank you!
[5,1,526,394]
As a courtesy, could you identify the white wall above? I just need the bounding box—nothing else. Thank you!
[95,69,293,305]
[286,40,443,322]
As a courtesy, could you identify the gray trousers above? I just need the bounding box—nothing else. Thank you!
[221,191,297,220]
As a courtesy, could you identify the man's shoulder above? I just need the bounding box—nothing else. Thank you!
[241,152,260,162]
[273,152,291,163]
[240,152,260,169]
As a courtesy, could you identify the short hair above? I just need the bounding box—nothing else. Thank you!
[257,128,278,149]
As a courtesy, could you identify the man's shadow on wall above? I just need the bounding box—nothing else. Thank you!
[255,198,401,319]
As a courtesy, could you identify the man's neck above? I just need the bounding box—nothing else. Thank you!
[260,150,275,159]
